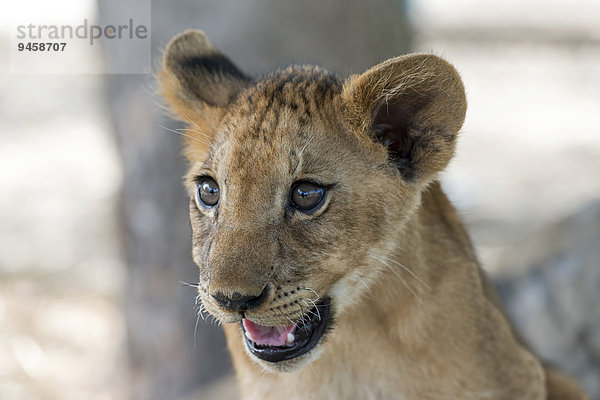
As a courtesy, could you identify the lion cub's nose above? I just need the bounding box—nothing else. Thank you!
[211,287,269,312]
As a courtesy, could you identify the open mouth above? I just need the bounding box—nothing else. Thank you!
[241,298,331,363]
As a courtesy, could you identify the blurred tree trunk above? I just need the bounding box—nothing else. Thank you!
[98,1,410,399]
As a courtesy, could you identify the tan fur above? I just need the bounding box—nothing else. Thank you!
[160,30,588,400]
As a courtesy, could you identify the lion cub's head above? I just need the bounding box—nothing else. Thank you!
[160,30,466,372]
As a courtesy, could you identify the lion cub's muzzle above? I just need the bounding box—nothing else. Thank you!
[207,282,333,364]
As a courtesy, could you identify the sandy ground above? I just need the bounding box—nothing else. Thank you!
[1,0,599,399]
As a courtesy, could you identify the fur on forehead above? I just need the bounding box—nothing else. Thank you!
[160,30,466,183]
[199,65,344,168]
[159,30,343,163]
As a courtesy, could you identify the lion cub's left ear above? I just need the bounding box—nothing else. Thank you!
[159,30,250,159]
[341,54,467,183]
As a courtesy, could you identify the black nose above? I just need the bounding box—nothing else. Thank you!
[211,287,268,312]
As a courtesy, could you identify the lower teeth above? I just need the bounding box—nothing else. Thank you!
[286,332,295,345]
[245,331,296,348]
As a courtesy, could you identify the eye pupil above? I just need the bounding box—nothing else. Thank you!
[198,178,220,207]
[291,182,324,211]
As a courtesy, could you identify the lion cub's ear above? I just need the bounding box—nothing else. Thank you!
[341,54,467,182]
[160,30,250,155]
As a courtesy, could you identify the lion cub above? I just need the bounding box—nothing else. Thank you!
[160,30,588,400]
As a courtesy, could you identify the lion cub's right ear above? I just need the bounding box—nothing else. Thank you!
[341,54,467,184]
[160,30,250,154]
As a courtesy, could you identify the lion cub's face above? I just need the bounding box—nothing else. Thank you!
[161,31,466,371]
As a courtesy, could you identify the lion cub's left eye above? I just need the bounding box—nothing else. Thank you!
[291,182,325,212]
[198,177,220,207]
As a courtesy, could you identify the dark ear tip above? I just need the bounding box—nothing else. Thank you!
[163,29,217,69]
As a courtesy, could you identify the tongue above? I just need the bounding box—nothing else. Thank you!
[242,319,296,347]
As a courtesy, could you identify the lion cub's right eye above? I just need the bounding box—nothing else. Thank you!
[291,181,325,212]
[198,178,220,207]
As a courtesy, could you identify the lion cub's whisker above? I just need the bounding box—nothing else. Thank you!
[193,313,201,348]
[356,276,370,291]
[370,254,431,290]
[302,306,320,322]
[180,280,200,289]
[299,287,321,301]
[298,300,317,328]
[292,309,309,330]
[293,135,317,175]
[369,255,422,304]
[159,124,211,145]
[272,308,296,326]
[305,298,321,321]
[176,127,212,140]
[182,112,206,131]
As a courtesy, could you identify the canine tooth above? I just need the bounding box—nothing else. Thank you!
[245,331,252,340]
[286,332,295,344]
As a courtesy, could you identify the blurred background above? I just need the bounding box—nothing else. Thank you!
[1,0,599,399]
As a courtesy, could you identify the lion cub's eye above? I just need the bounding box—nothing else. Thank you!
[291,182,325,212]
[198,178,220,207]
